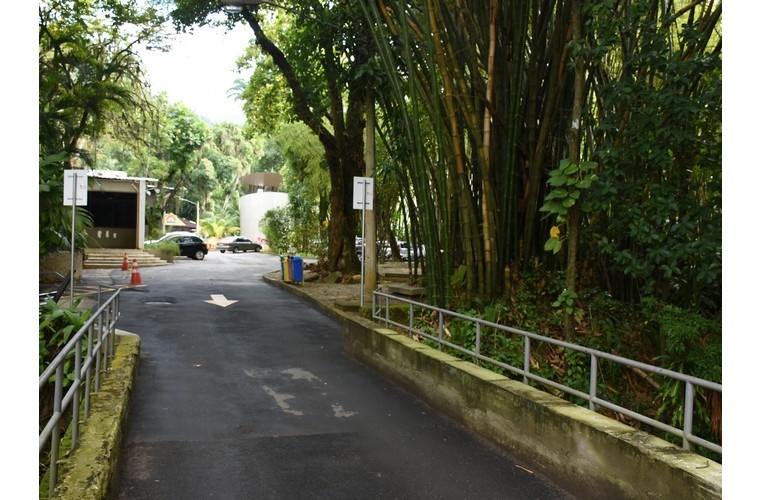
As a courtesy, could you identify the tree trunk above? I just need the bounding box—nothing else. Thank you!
[242,8,365,275]
[564,0,586,340]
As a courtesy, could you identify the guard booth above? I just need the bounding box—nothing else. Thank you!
[84,170,158,249]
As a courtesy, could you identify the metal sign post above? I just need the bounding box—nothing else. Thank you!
[353,177,374,306]
[63,170,88,302]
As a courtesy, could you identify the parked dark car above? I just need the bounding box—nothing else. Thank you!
[148,234,208,260]
[145,231,198,245]
[217,236,262,253]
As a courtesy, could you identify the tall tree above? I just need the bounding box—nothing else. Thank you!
[275,122,330,255]
[39,0,165,254]
[171,0,375,275]
[361,0,578,304]
[361,0,720,317]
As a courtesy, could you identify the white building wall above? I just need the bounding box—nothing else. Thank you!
[239,191,289,249]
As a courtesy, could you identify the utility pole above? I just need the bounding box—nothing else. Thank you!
[180,197,200,233]
[363,93,377,302]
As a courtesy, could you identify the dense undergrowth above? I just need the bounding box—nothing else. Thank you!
[39,297,92,484]
[398,265,722,463]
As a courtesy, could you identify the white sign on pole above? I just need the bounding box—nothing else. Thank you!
[63,170,88,206]
[353,177,373,210]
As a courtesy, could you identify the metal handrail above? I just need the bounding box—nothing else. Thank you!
[38,271,69,305]
[372,289,721,456]
[39,287,122,498]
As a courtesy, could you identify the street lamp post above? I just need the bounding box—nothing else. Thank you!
[219,0,286,13]
[179,197,200,233]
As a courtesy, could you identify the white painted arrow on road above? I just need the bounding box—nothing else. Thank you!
[205,294,238,307]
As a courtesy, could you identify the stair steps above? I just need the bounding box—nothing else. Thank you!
[84,248,168,269]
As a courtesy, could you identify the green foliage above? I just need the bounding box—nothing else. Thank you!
[471,301,526,373]
[540,159,598,219]
[39,298,92,380]
[641,298,721,384]
[144,240,181,256]
[552,289,580,316]
[540,159,598,255]
[200,213,240,240]
[39,0,163,160]
[39,154,94,255]
[240,55,293,134]
[260,207,291,255]
[586,0,721,313]
[38,0,164,255]
[450,265,467,288]
[641,297,721,459]
[160,104,210,192]
[287,180,325,256]
[411,266,718,454]
[275,122,330,256]
[444,315,477,354]
[561,348,589,404]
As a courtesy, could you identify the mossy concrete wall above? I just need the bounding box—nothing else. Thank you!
[49,331,140,500]
[342,318,722,499]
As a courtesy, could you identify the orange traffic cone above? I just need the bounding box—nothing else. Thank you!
[121,252,129,271]
[130,259,143,285]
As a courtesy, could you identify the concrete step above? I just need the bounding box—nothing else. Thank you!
[385,284,426,298]
[84,249,168,269]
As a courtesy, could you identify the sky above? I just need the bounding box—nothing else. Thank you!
[137,22,255,125]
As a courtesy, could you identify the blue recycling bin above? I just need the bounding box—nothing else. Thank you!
[291,256,303,283]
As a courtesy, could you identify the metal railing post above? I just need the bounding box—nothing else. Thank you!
[683,381,695,451]
[589,354,598,411]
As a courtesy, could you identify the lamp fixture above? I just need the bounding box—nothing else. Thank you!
[219,1,277,14]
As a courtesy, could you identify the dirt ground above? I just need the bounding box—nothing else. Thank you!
[267,261,421,305]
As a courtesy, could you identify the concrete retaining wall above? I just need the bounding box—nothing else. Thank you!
[342,317,722,499]
[49,331,140,500]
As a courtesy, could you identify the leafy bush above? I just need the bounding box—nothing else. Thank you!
[39,297,92,447]
[641,297,721,459]
[39,298,91,378]
[410,267,720,459]
[144,240,180,256]
[261,207,291,255]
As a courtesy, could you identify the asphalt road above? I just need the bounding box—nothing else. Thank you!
[112,251,576,499]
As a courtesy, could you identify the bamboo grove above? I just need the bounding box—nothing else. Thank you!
[360,0,721,328]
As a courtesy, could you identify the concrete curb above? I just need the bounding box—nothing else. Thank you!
[264,273,722,499]
[50,331,140,500]
[343,323,722,499]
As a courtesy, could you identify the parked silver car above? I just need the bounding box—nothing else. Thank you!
[217,236,262,253]
[385,241,425,261]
